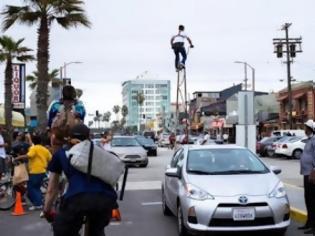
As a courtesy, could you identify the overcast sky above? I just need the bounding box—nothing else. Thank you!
[0,0,315,121]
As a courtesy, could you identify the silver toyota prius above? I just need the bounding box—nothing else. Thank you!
[162,145,290,236]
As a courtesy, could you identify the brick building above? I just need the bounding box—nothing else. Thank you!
[278,81,315,129]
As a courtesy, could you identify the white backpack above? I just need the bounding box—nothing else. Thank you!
[67,140,125,186]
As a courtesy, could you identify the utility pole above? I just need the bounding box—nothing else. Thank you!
[244,63,248,91]
[273,23,302,129]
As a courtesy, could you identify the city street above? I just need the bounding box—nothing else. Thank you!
[0,147,308,236]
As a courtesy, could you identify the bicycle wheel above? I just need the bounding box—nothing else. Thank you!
[0,181,16,210]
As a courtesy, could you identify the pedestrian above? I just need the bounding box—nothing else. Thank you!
[201,131,210,145]
[47,85,86,153]
[101,130,113,151]
[170,25,194,72]
[14,134,52,210]
[0,127,8,180]
[298,119,315,234]
[43,124,117,236]
[169,132,176,149]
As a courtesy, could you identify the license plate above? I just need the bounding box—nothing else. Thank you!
[233,208,255,221]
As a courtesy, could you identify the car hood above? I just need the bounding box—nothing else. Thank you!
[109,146,146,155]
[186,173,279,197]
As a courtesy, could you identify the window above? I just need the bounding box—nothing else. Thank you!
[145,84,154,89]
[145,90,154,94]
[170,149,183,168]
[146,102,154,106]
[162,96,168,100]
[156,84,168,88]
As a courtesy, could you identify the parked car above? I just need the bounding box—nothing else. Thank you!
[110,136,148,167]
[267,136,293,157]
[275,136,307,159]
[272,129,305,137]
[159,133,170,147]
[143,131,156,141]
[162,145,290,236]
[136,135,158,156]
[256,136,283,156]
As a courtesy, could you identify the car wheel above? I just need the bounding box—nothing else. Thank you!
[177,204,190,236]
[153,150,157,156]
[140,160,148,168]
[162,187,172,216]
[267,149,275,157]
[293,149,303,159]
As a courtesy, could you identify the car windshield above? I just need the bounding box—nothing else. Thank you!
[187,148,269,175]
[137,137,154,145]
[286,136,303,143]
[276,136,292,143]
[111,137,140,147]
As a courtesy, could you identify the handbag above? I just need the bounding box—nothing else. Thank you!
[68,140,125,186]
[12,163,29,186]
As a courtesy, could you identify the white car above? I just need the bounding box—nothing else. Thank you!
[275,136,307,159]
[162,145,290,236]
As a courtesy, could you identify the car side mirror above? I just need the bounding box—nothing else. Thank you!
[270,166,282,175]
[165,168,181,178]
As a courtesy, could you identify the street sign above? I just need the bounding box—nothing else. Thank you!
[12,64,26,110]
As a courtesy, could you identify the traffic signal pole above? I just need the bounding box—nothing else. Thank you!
[284,24,293,129]
[273,23,302,129]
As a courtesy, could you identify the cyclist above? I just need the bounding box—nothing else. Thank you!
[43,124,117,236]
[170,25,194,71]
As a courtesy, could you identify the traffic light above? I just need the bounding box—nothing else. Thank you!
[143,114,145,119]
[290,44,296,57]
[276,44,283,58]
[96,110,99,117]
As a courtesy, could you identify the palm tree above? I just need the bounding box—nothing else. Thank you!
[121,105,128,119]
[0,36,34,145]
[75,88,83,99]
[113,105,120,122]
[2,0,91,132]
[102,111,111,127]
[136,92,145,131]
[26,69,61,90]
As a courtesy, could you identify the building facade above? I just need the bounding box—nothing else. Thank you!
[278,81,315,129]
[122,79,171,130]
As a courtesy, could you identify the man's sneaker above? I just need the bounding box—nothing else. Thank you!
[179,63,185,69]
[29,205,43,211]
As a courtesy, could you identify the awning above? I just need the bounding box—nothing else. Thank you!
[0,107,25,127]
[294,92,306,99]
[277,94,288,101]
[190,122,203,130]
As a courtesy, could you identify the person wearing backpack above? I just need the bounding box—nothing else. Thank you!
[43,124,117,236]
[47,85,86,153]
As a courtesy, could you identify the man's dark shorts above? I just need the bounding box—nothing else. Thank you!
[0,158,6,174]
[53,193,116,236]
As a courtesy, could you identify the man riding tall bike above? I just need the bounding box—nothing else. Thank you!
[170,25,194,72]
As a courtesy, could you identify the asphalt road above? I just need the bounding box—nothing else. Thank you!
[0,148,308,236]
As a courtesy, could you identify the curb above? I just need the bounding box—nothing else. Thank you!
[290,207,307,223]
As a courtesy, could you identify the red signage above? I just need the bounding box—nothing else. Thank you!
[11,64,26,109]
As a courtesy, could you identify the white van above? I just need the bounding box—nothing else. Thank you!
[272,129,305,137]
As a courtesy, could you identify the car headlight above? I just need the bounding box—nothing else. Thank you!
[185,183,214,200]
[269,182,286,198]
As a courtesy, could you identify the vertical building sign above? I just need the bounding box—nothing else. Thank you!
[12,63,26,109]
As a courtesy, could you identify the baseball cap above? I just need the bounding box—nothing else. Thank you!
[70,124,90,141]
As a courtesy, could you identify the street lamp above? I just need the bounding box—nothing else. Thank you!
[234,61,255,92]
[60,61,83,80]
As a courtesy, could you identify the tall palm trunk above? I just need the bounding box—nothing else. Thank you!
[36,16,50,132]
[4,57,13,146]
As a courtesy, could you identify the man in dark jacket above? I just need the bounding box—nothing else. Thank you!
[43,124,117,236]
[298,120,315,235]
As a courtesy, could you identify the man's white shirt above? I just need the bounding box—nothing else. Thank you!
[0,134,6,158]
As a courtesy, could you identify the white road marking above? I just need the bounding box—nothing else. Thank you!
[141,201,162,206]
[284,182,304,191]
[109,221,133,226]
[122,181,162,190]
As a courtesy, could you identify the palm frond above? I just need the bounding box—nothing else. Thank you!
[56,13,91,29]
[16,55,35,62]
[1,5,37,30]
[26,74,37,82]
